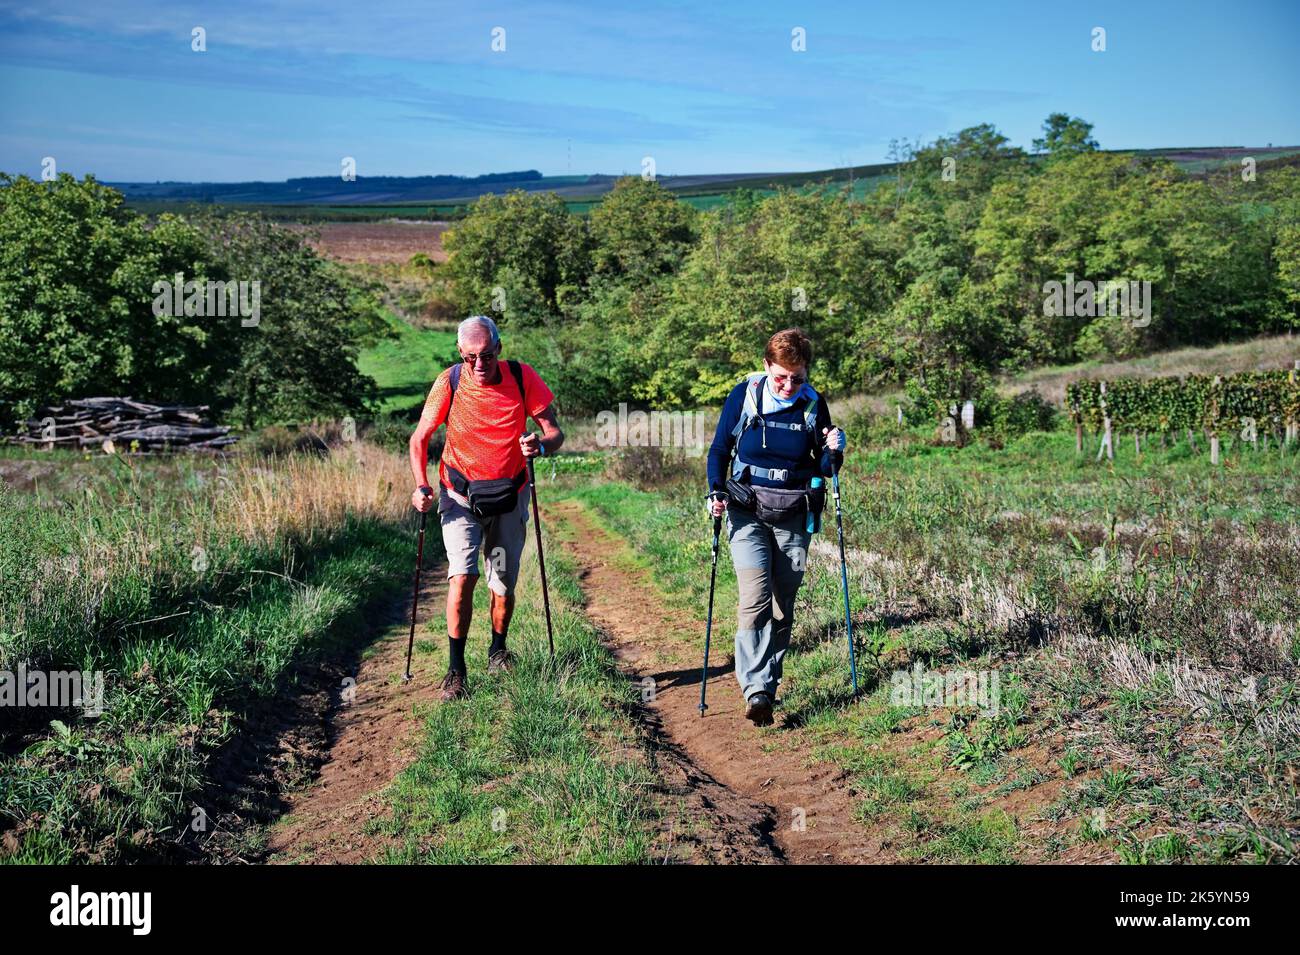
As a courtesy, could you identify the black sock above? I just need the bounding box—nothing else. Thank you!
[489,630,507,655]
[448,636,466,673]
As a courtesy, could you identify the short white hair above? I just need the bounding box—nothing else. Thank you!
[458,315,500,348]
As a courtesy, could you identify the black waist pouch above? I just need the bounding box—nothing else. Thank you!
[449,467,526,518]
[753,486,809,523]
[725,477,756,512]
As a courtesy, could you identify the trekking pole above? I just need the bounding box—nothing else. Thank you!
[404,487,434,683]
[527,453,556,659]
[698,500,724,716]
[831,460,859,698]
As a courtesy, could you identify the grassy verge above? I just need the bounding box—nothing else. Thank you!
[566,426,1299,863]
[1,443,415,863]
[372,510,657,863]
[356,306,458,415]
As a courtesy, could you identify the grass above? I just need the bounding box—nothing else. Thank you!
[372,517,656,863]
[356,307,458,415]
[0,442,416,863]
[1000,333,1300,406]
[559,420,1300,863]
[3,436,661,865]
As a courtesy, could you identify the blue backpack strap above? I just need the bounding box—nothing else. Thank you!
[728,374,765,479]
[803,393,819,436]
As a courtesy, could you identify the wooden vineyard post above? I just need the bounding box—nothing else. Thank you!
[1209,375,1221,466]
[1096,381,1114,461]
[1284,361,1294,446]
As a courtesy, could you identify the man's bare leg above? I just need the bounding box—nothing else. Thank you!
[436,574,476,700]
[490,591,515,634]
[488,590,516,670]
[447,573,477,640]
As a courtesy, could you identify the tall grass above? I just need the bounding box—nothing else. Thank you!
[564,426,1300,862]
[1,442,415,863]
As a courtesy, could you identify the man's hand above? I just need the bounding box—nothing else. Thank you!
[520,431,543,459]
[411,486,435,513]
[708,493,728,518]
[822,427,847,452]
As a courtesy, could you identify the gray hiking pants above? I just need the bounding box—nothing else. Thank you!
[727,506,811,701]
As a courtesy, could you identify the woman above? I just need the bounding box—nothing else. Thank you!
[706,328,846,726]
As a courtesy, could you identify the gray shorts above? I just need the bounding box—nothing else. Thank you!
[438,485,531,596]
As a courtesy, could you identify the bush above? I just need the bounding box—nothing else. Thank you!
[984,389,1059,439]
[604,445,702,493]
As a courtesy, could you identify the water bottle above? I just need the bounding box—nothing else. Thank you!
[807,477,824,533]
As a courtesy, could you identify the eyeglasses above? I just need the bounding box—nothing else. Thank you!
[771,373,806,387]
[460,350,498,365]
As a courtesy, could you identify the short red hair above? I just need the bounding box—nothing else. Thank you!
[764,328,812,369]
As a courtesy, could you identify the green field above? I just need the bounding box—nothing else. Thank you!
[356,309,458,416]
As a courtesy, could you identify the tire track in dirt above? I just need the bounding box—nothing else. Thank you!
[263,567,447,864]
[551,500,886,864]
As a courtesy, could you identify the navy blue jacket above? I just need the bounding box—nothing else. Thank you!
[706,377,842,493]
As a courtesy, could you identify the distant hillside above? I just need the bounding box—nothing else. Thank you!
[108,170,553,204]
[110,145,1300,219]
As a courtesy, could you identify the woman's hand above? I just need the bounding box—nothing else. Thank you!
[708,493,728,518]
[823,427,847,452]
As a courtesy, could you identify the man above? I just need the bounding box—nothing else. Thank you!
[409,315,564,701]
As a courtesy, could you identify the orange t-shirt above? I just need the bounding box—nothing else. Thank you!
[417,361,555,488]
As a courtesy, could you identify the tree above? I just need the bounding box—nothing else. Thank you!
[0,173,214,427]
[588,176,695,282]
[191,212,383,429]
[0,174,383,431]
[441,190,590,325]
[1032,113,1099,157]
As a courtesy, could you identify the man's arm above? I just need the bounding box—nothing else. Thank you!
[520,403,564,458]
[409,376,450,489]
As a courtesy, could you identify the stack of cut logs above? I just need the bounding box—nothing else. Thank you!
[10,397,238,452]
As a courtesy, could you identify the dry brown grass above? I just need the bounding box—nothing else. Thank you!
[1002,334,1300,405]
[214,441,409,547]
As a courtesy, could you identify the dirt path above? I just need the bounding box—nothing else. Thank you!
[263,567,447,864]
[551,500,885,864]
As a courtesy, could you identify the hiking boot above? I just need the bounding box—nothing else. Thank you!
[745,692,774,727]
[437,668,468,701]
[487,648,514,674]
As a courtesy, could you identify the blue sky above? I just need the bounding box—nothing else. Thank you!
[1,0,1297,182]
